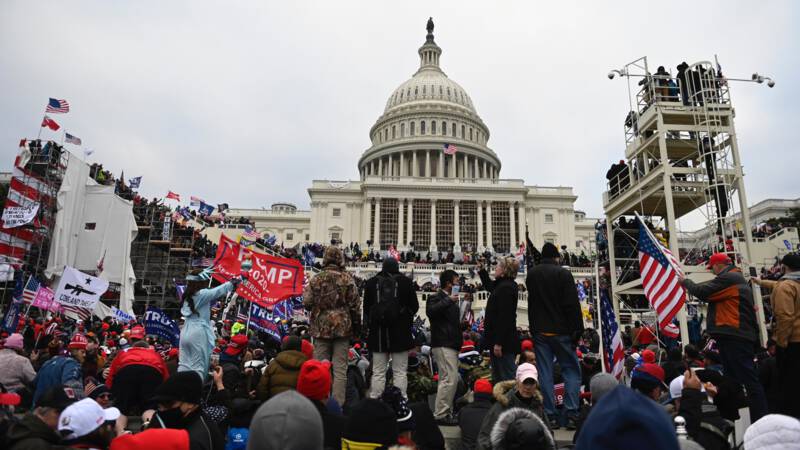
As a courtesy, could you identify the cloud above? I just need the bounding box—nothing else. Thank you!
[1,1,796,224]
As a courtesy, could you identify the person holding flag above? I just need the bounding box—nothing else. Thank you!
[178,268,242,381]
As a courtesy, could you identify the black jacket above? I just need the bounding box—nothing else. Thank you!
[363,271,419,353]
[315,402,345,450]
[678,388,733,450]
[479,270,519,353]
[7,413,64,450]
[426,290,463,351]
[525,259,584,336]
[151,410,225,450]
[458,393,493,450]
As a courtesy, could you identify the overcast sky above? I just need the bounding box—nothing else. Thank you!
[1,1,797,230]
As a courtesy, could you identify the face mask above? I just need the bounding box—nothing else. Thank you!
[451,285,461,297]
[154,407,185,429]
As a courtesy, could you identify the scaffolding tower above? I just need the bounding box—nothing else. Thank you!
[603,56,767,345]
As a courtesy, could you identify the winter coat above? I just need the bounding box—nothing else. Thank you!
[256,349,307,401]
[525,259,584,336]
[476,380,547,450]
[303,264,361,339]
[314,401,345,450]
[363,270,419,353]
[678,388,733,450]
[32,355,83,406]
[0,349,36,392]
[682,266,758,342]
[759,272,800,347]
[479,271,520,354]
[344,364,366,415]
[489,407,555,450]
[7,413,64,450]
[743,413,800,449]
[149,409,224,450]
[106,347,169,388]
[458,392,493,450]
[425,290,463,351]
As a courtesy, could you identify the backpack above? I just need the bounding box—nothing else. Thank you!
[371,274,402,327]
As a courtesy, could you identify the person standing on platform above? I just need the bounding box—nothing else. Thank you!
[426,269,462,425]
[525,242,584,430]
[479,256,520,382]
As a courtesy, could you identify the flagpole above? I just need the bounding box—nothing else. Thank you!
[595,259,607,374]
[37,114,46,140]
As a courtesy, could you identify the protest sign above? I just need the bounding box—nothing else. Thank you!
[111,306,135,323]
[2,203,39,228]
[32,286,60,312]
[144,306,180,346]
[54,266,108,311]
[212,234,304,309]
[248,302,283,341]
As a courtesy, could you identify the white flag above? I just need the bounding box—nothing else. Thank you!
[55,266,109,311]
[1,203,39,228]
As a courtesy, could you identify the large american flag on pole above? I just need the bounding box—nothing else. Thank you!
[600,288,624,379]
[22,275,40,303]
[45,98,70,114]
[637,217,686,331]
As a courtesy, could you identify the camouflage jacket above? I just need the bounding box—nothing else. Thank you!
[303,264,362,339]
[407,371,437,404]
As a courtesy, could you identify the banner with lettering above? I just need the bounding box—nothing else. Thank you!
[2,203,39,228]
[54,266,108,311]
[212,234,304,309]
[248,302,284,341]
[144,306,180,346]
[111,306,135,323]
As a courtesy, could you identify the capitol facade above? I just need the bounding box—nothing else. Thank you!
[229,21,597,255]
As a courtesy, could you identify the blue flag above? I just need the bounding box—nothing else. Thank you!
[2,275,24,333]
[128,176,142,189]
[198,202,214,216]
[144,306,181,346]
[248,303,283,341]
[265,234,277,246]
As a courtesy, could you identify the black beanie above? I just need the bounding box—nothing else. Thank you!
[382,257,400,274]
[542,242,560,259]
[282,335,302,352]
[343,399,398,446]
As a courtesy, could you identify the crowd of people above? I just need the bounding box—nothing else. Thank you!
[1,241,799,449]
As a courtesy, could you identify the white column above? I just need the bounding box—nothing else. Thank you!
[486,201,493,252]
[397,199,404,249]
[430,199,437,252]
[482,160,487,179]
[412,151,418,177]
[407,199,414,247]
[451,153,456,178]
[477,201,484,251]
[425,151,431,177]
[454,200,461,252]
[388,156,393,177]
[400,152,405,177]
[438,151,444,178]
[378,158,383,176]
[474,157,479,180]
[345,202,354,244]
[374,198,381,249]
[518,203,526,244]
[509,203,517,250]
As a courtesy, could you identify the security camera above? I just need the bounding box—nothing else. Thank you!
[608,71,616,80]
[767,79,775,88]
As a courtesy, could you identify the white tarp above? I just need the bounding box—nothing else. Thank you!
[45,152,138,314]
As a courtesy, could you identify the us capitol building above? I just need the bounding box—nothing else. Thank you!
[228,19,598,255]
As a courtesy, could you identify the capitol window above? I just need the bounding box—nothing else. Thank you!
[392,125,396,139]
[423,85,426,95]
[461,125,465,138]
[545,214,554,224]
[410,122,415,136]
[401,123,405,137]
[447,87,451,97]
[331,232,340,241]
[286,233,294,241]
[469,127,473,140]
[414,86,418,95]
[421,121,426,134]
[431,121,436,134]
[332,208,341,217]
[441,121,446,135]
[451,123,456,137]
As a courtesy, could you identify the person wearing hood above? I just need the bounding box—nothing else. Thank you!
[7,386,78,450]
[459,379,495,450]
[476,363,546,450]
[147,371,224,450]
[753,253,800,419]
[247,390,323,450]
[743,413,800,450]
[489,407,555,450]
[303,246,361,406]
[257,336,308,401]
[575,385,679,450]
[296,359,345,450]
[681,253,768,422]
[58,398,120,450]
[478,256,521,383]
[363,257,418,399]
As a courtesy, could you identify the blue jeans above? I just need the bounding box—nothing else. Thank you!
[716,336,769,422]
[490,353,517,383]
[534,334,581,418]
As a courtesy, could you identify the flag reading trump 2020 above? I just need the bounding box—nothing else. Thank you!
[54,266,109,311]
[212,234,304,309]
[145,306,180,346]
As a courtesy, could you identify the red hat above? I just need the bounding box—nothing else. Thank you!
[706,253,732,269]
[301,339,314,360]
[68,333,88,350]
[101,323,110,331]
[521,339,534,352]
[460,340,476,353]
[224,334,249,356]
[641,349,656,364]
[632,362,667,389]
[168,348,179,359]
[130,325,145,340]
[110,428,189,450]
[474,378,492,395]
[296,359,331,401]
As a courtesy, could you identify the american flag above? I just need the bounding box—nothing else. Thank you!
[637,219,685,331]
[243,225,260,241]
[45,98,70,114]
[599,288,625,379]
[387,245,400,260]
[22,275,40,303]
[443,143,458,155]
[60,304,93,321]
[65,133,82,145]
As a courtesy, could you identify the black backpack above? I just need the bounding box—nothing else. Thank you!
[372,274,402,327]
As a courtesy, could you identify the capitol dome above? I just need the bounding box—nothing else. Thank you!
[358,19,501,180]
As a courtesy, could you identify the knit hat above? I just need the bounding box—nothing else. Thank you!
[248,391,323,450]
[520,339,534,352]
[641,349,656,364]
[460,340,476,353]
[474,378,493,395]
[281,335,302,352]
[151,371,203,405]
[542,243,560,259]
[343,399,399,447]
[68,333,88,350]
[407,353,420,372]
[589,373,618,404]
[58,398,120,440]
[744,414,800,450]
[0,385,21,406]
[110,429,189,450]
[632,363,668,390]
[3,332,24,350]
[781,253,800,271]
[296,359,331,402]
[379,386,415,432]
[224,334,249,356]
[130,325,145,340]
[300,339,314,360]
